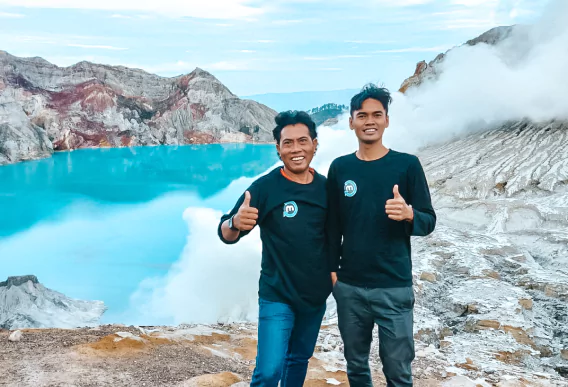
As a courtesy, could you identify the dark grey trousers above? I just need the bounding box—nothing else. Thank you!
[333,281,415,387]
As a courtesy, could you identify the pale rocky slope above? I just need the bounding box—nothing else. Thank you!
[0,276,106,330]
[0,51,277,165]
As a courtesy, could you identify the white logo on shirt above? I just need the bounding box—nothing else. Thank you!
[283,201,298,218]
[344,180,357,197]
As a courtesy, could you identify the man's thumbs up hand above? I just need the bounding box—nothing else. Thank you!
[234,191,258,231]
[386,185,413,222]
[393,184,402,199]
[242,190,251,208]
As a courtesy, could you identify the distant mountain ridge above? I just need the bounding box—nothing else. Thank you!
[0,50,277,165]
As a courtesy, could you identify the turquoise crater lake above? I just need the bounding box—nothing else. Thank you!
[0,144,279,323]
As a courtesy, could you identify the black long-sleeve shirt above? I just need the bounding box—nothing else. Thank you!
[218,167,332,312]
[326,150,436,288]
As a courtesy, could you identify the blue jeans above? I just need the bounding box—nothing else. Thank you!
[250,298,326,387]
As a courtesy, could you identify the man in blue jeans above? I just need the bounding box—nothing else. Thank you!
[218,111,332,386]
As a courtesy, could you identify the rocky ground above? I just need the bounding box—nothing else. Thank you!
[0,324,250,387]
[1,319,565,387]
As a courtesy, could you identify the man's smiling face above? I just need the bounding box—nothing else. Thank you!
[349,98,390,145]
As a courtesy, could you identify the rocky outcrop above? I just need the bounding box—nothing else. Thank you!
[399,26,515,93]
[0,51,277,165]
[0,89,53,164]
[423,120,568,199]
[0,275,40,288]
[0,275,106,329]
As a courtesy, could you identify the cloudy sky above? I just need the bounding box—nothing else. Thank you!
[0,0,548,95]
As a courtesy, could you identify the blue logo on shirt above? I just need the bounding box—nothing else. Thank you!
[283,201,298,218]
[344,180,357,197]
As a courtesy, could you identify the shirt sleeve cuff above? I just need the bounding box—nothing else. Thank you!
[218,216,240,245]
[405,208,415,235]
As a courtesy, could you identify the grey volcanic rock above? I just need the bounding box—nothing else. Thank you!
[0,50,277,165]
[8,330,22,342]
[0,89,53,164]
[0,275,39,288]
[406,129,568,377]
[465,25,515,46]
[422,120,568,199]
[0,275,106,329]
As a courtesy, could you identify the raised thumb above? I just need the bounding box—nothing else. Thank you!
[393,184,401,198]
[242,190,251,207]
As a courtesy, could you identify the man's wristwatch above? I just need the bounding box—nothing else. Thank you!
[228,215,239,231]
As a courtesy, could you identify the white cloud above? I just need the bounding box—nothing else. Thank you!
[451,0,497,6]
[303,54,371,60]
[302,47,451,62]
[0,11,25,17]
[67,44,128,50]
[110,13,131,19]
[110,13,152,19]
[272,19,302,25]
[207,60,249,70]
[440,19,495,30]
[128,59,250,75]
[369,0,434,5]
[509,7,535,19]
[129,206,263,324]
[344,39,397,44]
[0,34,57,44]
[0,0,263,19]
[374,45,452,53]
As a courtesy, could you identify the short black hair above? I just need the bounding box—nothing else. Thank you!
[350,84,392,116]
[273,110,317,143]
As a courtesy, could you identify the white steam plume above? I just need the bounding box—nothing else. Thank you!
[385,0,568,152]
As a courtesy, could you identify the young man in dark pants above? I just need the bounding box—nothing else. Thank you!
[218,111,332,387]
[327,85,436,387]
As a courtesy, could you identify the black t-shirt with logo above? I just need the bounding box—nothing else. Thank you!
[218,167,332,312]
[327,150,436,288]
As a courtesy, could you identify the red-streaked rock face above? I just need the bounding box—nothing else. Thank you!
[0,51,277,164]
